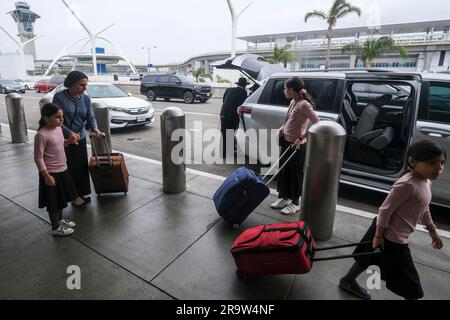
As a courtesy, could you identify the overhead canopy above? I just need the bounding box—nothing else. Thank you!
[211,54,286,82]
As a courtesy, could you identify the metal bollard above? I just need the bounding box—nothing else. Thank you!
[91,101,112,154]
[300,121,347,241]
[161,107,186,194]
[5,93,28,143]
[39,97,52,110]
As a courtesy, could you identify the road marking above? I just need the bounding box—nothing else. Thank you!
[1,122,449,239]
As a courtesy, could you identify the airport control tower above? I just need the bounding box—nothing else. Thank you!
[8,2,41,60]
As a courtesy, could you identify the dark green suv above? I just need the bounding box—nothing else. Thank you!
[140,74,212,104]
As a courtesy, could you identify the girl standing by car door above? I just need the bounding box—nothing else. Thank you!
[271,77,320,215]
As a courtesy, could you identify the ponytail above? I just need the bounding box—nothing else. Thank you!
[285,77,316,108]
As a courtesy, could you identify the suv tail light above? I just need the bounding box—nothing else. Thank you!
[237,106,252,115]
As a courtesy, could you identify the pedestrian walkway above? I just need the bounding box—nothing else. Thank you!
[1,126,449,300]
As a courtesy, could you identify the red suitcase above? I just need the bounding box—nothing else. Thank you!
[89,134,129,195]
[231,221,380,278]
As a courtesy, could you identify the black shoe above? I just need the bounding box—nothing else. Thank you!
[339,278,372,300]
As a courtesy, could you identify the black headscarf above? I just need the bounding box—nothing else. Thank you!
[64,70,88,88]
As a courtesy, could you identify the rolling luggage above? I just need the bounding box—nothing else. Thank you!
[231,221,381,278]
[89,134,129,195]
[213,147,298,228]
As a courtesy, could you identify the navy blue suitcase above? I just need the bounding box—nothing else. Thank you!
[213,147,298,228]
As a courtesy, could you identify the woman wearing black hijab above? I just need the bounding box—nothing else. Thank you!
[52,70,103,206]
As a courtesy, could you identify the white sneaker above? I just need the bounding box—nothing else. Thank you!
[60,219,76,229]
[52,225,74,237]
[270,199,292,209]
[281,203,300,216]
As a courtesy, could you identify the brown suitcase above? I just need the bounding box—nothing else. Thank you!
[89,134,129,195]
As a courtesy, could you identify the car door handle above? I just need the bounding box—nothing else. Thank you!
[420,128,450,138]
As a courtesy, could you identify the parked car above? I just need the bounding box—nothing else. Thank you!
[140,74,212,103]
[15,79,35,90]
[46,83,154,129]
[0,79,25,94]
[234,70,450,207]
[129,73,144,81]
[35,76,64,93]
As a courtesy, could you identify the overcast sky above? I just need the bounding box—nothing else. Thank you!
[1,0,450,65]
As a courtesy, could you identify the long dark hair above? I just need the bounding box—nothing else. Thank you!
[285,77,316,108]
[38,103,62,131]
[405,139,447,172]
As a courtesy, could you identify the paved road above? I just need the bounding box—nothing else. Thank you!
[1,91,449,230]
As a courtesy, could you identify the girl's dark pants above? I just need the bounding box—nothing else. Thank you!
[277,138,306,206]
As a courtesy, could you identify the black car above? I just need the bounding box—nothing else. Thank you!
[140,74,212,103]
[0,79,25,94]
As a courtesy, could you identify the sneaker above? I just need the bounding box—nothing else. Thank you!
[52,225,74,237]
[270,199,292,209]
[60,219,76,229]
[339,278,372,300]
[280,203,300,216]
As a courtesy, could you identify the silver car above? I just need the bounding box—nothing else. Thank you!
[236,70,450,207]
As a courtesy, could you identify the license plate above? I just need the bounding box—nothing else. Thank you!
[136,115,147,122]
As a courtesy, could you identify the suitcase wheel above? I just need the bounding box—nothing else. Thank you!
[233,224,240,230]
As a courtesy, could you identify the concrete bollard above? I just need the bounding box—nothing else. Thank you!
[161,107,186,194]
[5,93,28,143]
[91,101,112,155]
[300,121,347,241]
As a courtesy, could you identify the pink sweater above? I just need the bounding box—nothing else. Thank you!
[377,172,437,244]
[284,99,320,144]
[34,127,68,174]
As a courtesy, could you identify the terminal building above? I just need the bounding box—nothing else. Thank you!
[157,19,450,76]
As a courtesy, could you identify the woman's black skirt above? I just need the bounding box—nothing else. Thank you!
[277,138,306,204]
[353,217,424,299]
[65,138,91,195]
[39,170,78,213]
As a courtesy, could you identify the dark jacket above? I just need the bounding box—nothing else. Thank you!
[220,86,248,126]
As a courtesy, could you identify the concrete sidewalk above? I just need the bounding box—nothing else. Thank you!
[1,127,449,300]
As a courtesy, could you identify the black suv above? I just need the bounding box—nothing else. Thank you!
[140,74,212,104]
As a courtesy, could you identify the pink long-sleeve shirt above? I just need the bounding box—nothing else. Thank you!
[377,172,437,244]
[34,127,68,174]
[284,99,320,144]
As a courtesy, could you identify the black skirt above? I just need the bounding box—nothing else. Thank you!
[353,217,424,299]
[38,170,79,213]
[65,138,91,195]
[277,138,306,204]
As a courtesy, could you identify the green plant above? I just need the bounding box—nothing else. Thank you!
[342,36,408,68]
[216,75,231,83]
[305,0,361,70]
[268,45,298,68]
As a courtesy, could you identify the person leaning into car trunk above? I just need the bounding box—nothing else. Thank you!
[271,77,320,216]
[220,77,249,158]
[52,70,103,207]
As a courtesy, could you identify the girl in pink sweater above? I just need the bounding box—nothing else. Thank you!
[339,139,446,300]
[34,103,82,236]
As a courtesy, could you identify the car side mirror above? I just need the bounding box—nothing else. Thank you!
[127,92,133,97]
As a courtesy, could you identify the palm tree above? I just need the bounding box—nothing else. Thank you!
[304,0,361,70]
[342,36,408,68]
[268,45,298,68]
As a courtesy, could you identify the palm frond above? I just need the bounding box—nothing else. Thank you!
[304,10,327,23]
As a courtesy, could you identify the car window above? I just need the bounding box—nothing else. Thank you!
[86,84,128,98]
[429,82,450,124]
[143,75,157,82]
[303,79,338,112]
[169,76,180,84]
[157,76,170,83]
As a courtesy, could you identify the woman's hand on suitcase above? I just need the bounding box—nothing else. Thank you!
[277,126,284,138]
[91,129,104,139]
[430,230,443,250]
[372,236,384,250]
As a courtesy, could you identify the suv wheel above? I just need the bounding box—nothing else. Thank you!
[146,90,156,101]
[184,91,195,104]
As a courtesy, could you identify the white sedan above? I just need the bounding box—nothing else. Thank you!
[47,83,154,129]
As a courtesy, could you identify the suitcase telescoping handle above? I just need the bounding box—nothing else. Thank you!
[262,145,299,186]
[89,133,113,168]
[312,241,383,262]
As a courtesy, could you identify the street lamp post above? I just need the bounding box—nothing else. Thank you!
[142,46,157,72]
